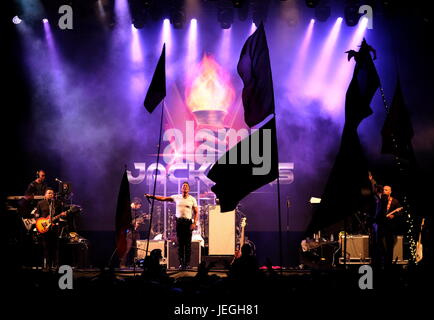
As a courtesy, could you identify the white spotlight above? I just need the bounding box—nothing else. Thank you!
[12,16,22,25]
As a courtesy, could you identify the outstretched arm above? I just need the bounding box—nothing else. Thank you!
[144,193,174,202]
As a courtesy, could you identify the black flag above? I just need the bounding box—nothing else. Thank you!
[207,117,279,212]
[307,39,380,233]
[381,79,414,160]
[237,22,275,128]
[115,169,132,259]
[144,44,166,113]
[344,38,380,129]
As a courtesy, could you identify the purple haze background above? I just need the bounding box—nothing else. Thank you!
[13,2,434,235]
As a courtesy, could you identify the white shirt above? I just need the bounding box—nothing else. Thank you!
[171,194,198,219]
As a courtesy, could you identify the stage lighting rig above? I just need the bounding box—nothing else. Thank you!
[232,0,245,8]
[142,0,154,8]
[236,0,249,21]
[169,0,186,29]
[218,0,234,29]
[305,0,320,8]
[314,2,330,22]
[130,0,149,29]
[252,0,270,26]
[281,0,299,27]
[344,1,362,26]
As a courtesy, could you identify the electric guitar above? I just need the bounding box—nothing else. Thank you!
[22,208,37,231]
[416,218,425,264]
[386,207,403,219]
[35,205,81,234]
[233,217,247,259]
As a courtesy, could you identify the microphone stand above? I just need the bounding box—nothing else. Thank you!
[132,209,137,276]
[286,197,291,261]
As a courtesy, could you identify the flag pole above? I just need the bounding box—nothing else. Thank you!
[277,165,283,273]
[274,113,283,273]
[145,99,165,259]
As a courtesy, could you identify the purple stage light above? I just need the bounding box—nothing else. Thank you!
[114,0,131,27]
[289,18,315,88]
[305,17,343,98]
[42,18,48,23]
[131,24,143,64]
[161,19,172,56]
[218,28,232,66]
[186,18,198,64]
[250,22,257,35]
[43,19,54,47]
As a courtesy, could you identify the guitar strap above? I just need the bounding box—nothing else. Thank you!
[386,197,393,212]
[49,200,54,219]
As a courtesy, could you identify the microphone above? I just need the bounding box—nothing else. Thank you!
[55,178,63,183]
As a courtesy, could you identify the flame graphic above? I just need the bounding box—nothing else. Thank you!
[186,55,235,112]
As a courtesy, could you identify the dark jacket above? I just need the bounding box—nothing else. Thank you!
[37,199,62,218]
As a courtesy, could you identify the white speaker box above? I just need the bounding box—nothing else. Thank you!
[208,205,235,255]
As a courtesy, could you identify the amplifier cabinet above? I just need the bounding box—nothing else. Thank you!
[340,234,370,260]
[393,235,405,262]
[167,240,201,269]
[136,240,166,260]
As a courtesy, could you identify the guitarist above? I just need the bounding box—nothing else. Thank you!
[376,185,403,268]
[120,197,148,268]
[36,188,66,271]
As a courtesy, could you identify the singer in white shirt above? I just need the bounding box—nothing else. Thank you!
[145,181,198,270]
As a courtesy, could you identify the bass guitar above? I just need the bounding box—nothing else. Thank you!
[415,218,425,264]
[386,207,403,219]
[35,205,81,234]
[233,217,247,260]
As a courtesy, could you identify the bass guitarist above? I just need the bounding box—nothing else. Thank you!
[36,188,66,271]
[376,185,403,268]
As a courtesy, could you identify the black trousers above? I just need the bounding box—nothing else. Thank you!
[40,230,59,269]
[377,225,397,267]
[120,230,139,266]
[176,218,192,266]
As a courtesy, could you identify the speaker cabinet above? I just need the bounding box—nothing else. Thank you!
[393,235,404,262]
[167,240,201,269]
[208,205,235,255]
[340,234,370,260]
[136,240,166,260]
